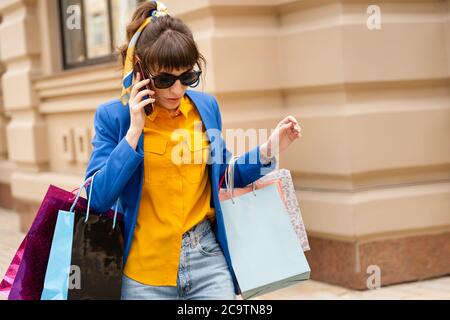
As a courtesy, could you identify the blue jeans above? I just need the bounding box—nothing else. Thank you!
[121,219,236,300]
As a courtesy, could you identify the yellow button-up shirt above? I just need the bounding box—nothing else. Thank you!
[124,95,215,286]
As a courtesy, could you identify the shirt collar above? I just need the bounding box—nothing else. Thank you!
[147,95,192,122]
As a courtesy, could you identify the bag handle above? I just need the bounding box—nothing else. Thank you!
[69,171,119,229]
[218,156,257,203]
[218,156,238,192]
[69,178,92,213]
[225,156,239,200]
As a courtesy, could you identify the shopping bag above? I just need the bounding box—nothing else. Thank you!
[0,237,27,298]
[40,206,75,300]
[68,208,123,300]
[41,172,123,300]
[1,178,122,300]
[5,185,83,300]
[219,157,311,299]
[219,168,310,251]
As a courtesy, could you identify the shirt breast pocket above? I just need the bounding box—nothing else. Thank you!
[144,136,170,185]
[182,139,211,184]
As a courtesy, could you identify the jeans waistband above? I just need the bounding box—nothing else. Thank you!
[182,219,212,247]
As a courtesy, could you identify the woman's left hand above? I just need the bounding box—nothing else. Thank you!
[260,115,302,162]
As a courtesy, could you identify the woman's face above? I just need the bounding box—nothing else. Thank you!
[152,67,191,111]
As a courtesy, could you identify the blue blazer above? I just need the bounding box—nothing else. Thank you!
[85,90,277,293]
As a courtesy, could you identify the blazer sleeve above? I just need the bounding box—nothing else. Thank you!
[84,103,143,213]
[211,96,277,188]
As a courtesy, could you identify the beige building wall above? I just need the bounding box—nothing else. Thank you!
[0,0,448,289]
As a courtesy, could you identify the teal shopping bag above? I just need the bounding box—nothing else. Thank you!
[220,157,310,300]
[40,209,75,300]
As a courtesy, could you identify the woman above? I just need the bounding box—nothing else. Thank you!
[85,1,302,300]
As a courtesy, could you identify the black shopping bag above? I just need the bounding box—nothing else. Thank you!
[68,210,124,300]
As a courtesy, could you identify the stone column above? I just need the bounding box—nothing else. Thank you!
[0,0,47,229]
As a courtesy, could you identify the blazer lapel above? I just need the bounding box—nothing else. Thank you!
[185,90,221,189]
[185,90,215,138]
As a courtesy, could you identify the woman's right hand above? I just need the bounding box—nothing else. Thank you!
[126,72,155,149]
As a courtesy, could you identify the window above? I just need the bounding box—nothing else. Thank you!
[59,0,143,69]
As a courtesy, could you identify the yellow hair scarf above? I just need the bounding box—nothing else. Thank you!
[120,1,169,106]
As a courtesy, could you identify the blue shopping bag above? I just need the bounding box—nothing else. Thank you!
[220,157,311,299]
[40,207,75,300]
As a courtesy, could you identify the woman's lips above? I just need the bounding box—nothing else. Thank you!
[167,97,181,102]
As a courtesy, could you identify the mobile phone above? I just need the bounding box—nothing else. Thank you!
[136,60,154,116]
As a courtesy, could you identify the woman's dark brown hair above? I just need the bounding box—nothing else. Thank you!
[118,1,206,79]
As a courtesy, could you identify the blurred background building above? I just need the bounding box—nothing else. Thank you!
[0,0,448,291]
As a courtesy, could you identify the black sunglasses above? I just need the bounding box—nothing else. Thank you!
[136,60,202,89]
[149,70,202,89]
